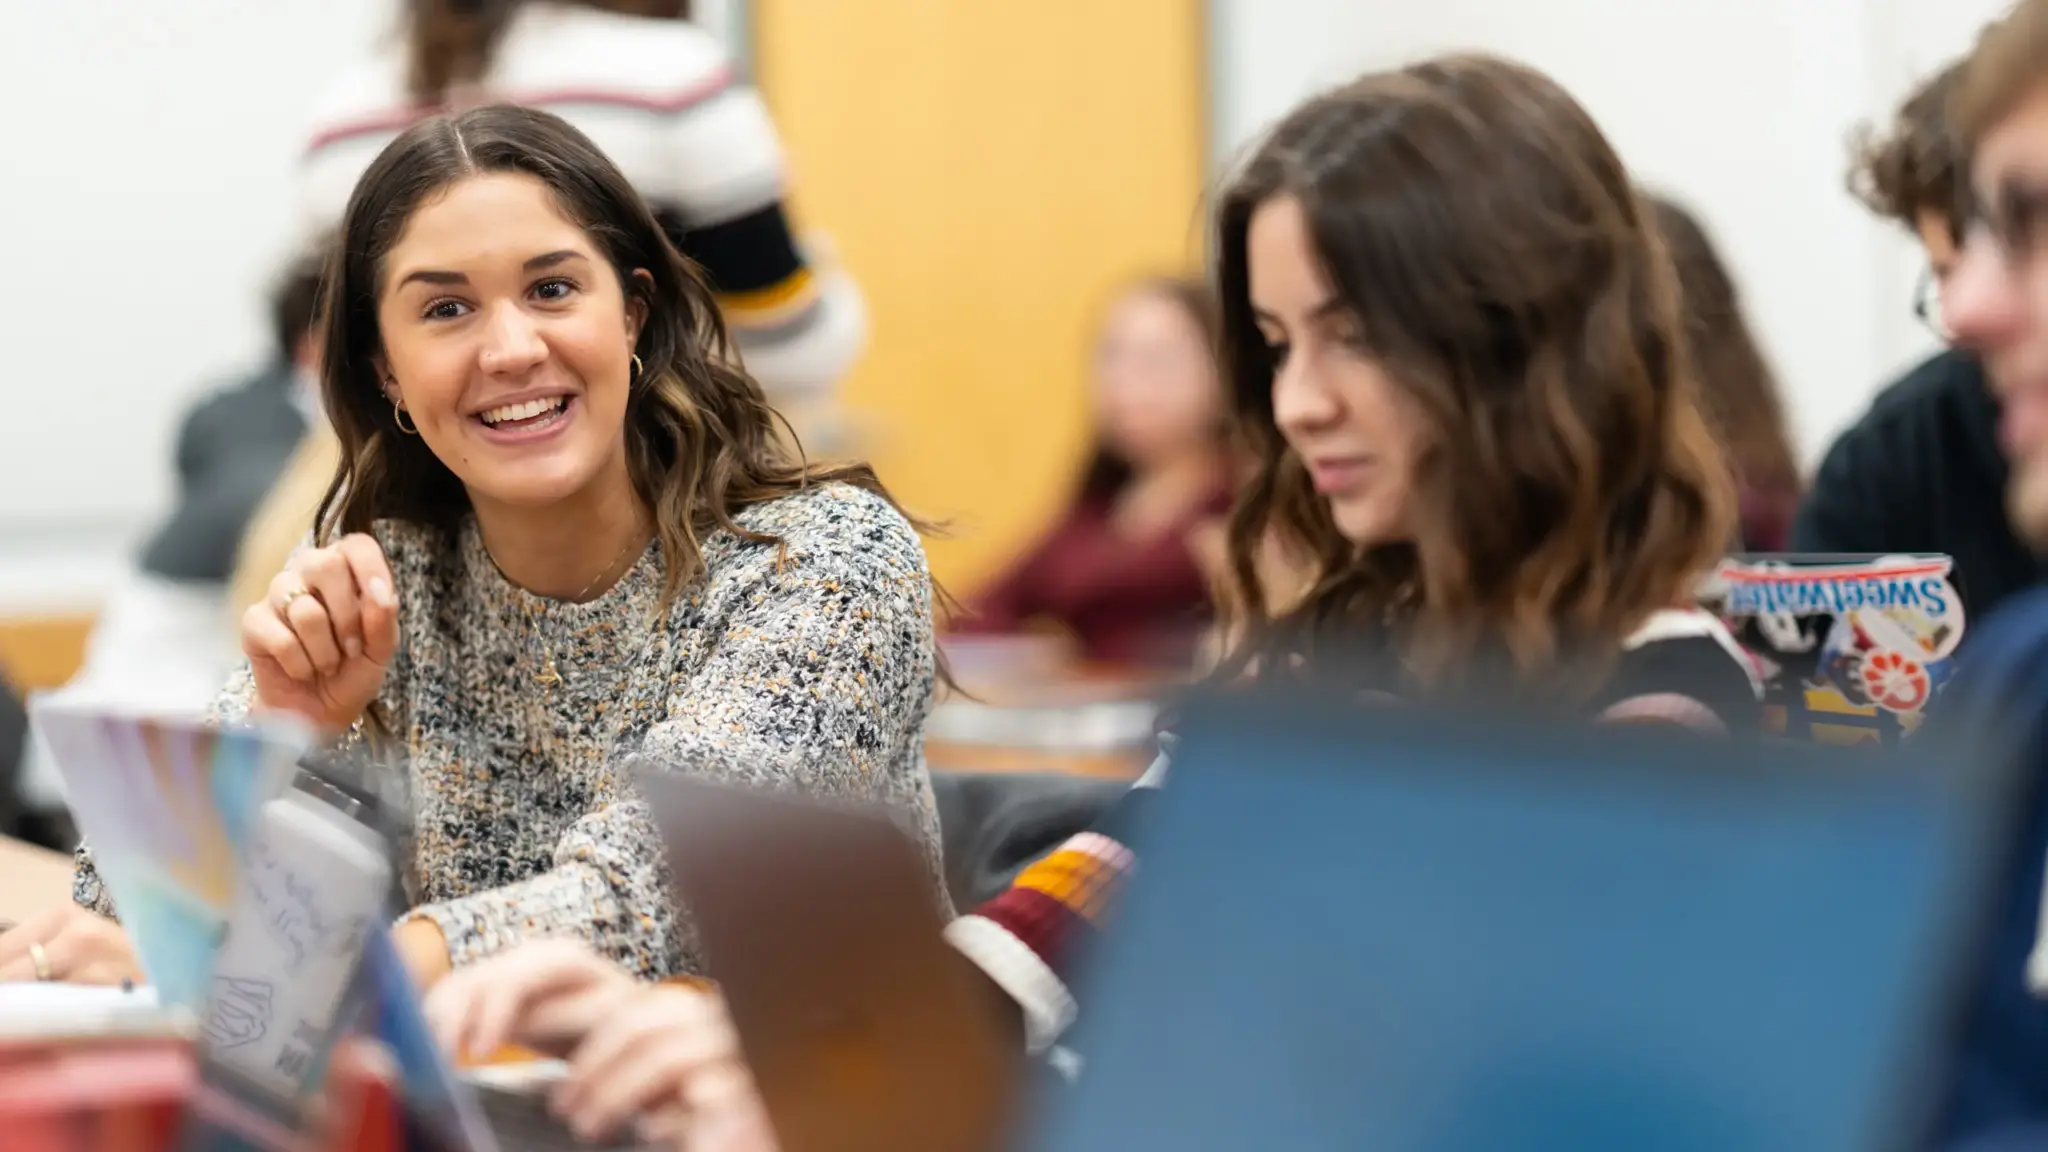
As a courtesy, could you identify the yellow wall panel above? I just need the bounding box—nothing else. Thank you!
[752,1,1207,592]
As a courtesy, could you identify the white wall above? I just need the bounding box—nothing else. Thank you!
[0,1,759,617]
[0,0,2015,614]
[1211,0,2011,466]
[0,0,391,612]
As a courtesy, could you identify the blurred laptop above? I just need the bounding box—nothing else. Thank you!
[643,769,1019,1152]
[27,698,560,1151]
[1028,690,2020,1152]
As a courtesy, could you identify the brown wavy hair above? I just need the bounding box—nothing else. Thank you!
[403,1,692,104]
[315,103,920,613]
[1210,54,1735,700]
[1644,194,1802,500]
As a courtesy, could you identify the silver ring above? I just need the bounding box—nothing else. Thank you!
[27,941,51,982]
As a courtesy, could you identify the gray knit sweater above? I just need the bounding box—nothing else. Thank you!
[73,482,951,976]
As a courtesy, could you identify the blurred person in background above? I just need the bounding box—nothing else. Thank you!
[0,676,31,847]
[298,0,864,410]
[950,276,1234,671]
[1795,56,2043,620]
[421,55,1765,1149]
[1645,193,1804,551]
[9,252,326,847]
[229,417,343,625]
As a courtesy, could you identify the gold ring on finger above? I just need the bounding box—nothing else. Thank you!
[277,585,311,614]
[28,941,52,982]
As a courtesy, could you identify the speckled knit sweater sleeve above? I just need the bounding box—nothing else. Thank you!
[75,483,948,982]
[414,485,951,974]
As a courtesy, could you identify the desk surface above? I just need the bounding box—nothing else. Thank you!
[928,652,1164,779]
[0,836,71,925]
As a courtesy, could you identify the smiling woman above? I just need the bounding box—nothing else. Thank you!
[375,177,651,532]
[44,104,953,988]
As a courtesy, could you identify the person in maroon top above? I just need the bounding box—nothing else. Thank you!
[955,277,1234,668]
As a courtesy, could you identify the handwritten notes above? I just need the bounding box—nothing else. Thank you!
[204,789,392,1102]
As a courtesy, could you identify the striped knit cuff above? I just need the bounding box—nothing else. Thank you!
[945,914,1077,1054]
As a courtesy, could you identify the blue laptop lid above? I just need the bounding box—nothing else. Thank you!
[1031,695,2015,1152]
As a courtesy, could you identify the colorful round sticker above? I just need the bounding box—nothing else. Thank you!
[1709,554,1964,718]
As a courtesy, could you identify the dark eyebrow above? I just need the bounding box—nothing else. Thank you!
[1251,297,1347,327]
[395,250,589,292]
[396,268,467,291]
[524,249,586,272]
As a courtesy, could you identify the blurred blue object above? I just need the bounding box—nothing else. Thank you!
[1032,695,2022,1152]
[1917,586,2048,1148]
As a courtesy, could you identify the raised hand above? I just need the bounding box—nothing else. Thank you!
[239,533,400,736]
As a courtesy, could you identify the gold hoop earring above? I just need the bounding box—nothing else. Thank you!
[392,399,418,436]
[631,354,645,385]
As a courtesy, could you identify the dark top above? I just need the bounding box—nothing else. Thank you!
[139,363,309,583]
[955,485,1234,668]
[1579,627,1764,731]
[1792,350,2041,622]
[1935,588,2048,1149]
[0,673,25,843]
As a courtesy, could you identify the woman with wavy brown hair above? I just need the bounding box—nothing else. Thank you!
[1212,55,1760,721]
[387,58,1770,1147]
[19,103,949,991]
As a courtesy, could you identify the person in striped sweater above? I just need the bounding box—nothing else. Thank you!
[421,53,1763,1146]
[299,0,864,407]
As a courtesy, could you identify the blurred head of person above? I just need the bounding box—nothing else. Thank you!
[272,247,329,378]
[1950,0,2048,548]
[1849,59,1971,336]
[1210,54,1733,697]
[1644,193,1803,549]
[404,0,693,103]
[316,103,891,602]
[1077,276,1227,504]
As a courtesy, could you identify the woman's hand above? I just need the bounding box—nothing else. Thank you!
[639,1065,781,1152]
[393,916,453,990]
[554,984,775,1150]
[240,533,400,736]
[423,940,778,1148]
[423,939,640,1064]
[0,904,145,985]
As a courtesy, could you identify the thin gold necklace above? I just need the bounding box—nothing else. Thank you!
[511,529,648,697]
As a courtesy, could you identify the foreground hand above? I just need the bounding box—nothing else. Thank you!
[554,984,774,1150]
[0,903,145,985]
[393,916,453,990]
[241,533,399,736]
[638,1074,781,1152]
[424,939,639,1064]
